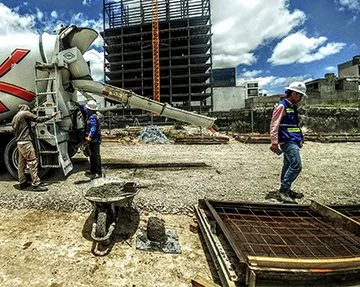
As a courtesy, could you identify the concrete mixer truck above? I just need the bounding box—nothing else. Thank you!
[0,24,215,179]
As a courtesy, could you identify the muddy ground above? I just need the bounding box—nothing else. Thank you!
[0,140,360,286]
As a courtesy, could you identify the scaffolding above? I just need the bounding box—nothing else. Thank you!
[102,0,213,113]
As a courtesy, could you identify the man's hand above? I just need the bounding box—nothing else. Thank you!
[299,141,303,148]
[270,143,278,153]
[85,136,92,142]
[70,99,80,106]
[51,112,57,118]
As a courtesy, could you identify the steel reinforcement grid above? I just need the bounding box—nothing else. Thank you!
[204,200,360,260]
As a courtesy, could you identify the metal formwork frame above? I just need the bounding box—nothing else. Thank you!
[197,200,360,286]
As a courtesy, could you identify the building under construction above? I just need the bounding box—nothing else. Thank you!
[102,0,213,113]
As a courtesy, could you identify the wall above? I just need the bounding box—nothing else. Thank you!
[208,86,246,111]
[245,95,282,108]
[338,56,360,77]
[211,107,360,133]
[339,65,359,78]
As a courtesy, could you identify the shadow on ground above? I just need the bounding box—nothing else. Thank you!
[197,231,223,286]
[82,206,140,256]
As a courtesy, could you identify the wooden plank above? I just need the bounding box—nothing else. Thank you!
[174,136,229,145]
[247,256,360,270]
[191,275,221,287]
[234,136,270,144]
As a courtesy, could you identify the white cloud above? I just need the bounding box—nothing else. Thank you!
[237,74,311,95]
[213,18,235,34]
[349,43,358,50]
[36,8,43,21]
[240,70,263,78]
[211,0,306,68]
[84,49,104,82]
[51,11,58,18]
[213,53,256,68]
[268,31,346,65]
[82,0,92,6]
[325,66,336,72]
[33,10,103,48]
[0,3,36,36]
[347,15,357,25]
[337,0,360,11]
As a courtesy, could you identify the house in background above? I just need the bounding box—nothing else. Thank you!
[208,67,260,111]
[305,56,360,105]
[338,55,360,78]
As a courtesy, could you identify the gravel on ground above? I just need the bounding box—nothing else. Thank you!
[0,141,359,214]
[0,140,359,286]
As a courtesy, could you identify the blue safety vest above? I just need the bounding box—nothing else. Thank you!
[276,98,303,143]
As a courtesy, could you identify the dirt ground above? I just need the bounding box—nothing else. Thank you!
[0,209,212,287]
[0,140,360,286]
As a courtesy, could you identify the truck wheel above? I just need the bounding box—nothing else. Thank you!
[0,147,4,172]
[4,138,52,180]
[96,211,107,238]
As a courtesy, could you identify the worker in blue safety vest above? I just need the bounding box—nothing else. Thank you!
[270,82,306,203]
[73,99,102,178]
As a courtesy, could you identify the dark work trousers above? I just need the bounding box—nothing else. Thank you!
[89,142,102,175]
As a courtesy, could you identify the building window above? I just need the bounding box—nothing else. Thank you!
[247,89,258,96]
[307,82,319,92]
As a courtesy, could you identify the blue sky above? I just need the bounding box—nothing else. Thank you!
[0,0,359,95]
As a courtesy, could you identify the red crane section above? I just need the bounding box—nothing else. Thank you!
[152,0,160,102]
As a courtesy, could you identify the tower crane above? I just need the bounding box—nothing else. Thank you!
[152,0,160,102]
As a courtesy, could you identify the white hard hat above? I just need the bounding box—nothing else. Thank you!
[85,100,98,110]
[285,82,307,96]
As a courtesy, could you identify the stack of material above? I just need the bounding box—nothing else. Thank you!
[138,125,170,144]
[235,133,271,144]
[174,136,229,145]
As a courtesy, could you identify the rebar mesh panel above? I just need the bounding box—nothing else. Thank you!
[211,203,360,259]
[331,205,360,223]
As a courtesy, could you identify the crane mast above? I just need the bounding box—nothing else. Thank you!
[152,0,160,102]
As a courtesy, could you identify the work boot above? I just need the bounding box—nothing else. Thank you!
[289,190,304,199]
[85,171,96,179]
[32,184,48,192]
[279,189,297,204]
[19,181,31,190]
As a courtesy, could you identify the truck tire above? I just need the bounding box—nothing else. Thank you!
[0,147,4,172]
[96,211,107,238]
[4,138,52,180]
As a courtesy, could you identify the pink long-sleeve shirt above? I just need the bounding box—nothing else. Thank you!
[270,99,293,145]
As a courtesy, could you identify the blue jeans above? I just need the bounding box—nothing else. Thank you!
[279,141,302,192]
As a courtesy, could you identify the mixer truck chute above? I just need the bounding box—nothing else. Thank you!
[0,24,216,179]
